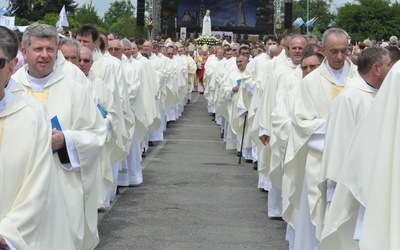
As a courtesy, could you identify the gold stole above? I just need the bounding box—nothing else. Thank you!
[28,88,50,106]
[332,84,344,99]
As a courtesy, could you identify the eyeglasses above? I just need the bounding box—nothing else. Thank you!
[79,58,91,63]
[167,53,174,55]
[328,49,347,56]
[107,47,121,52]
[0,57,9,69]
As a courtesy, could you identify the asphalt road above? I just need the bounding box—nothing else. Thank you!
[96,93,288,250]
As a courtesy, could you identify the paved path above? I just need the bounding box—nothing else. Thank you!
[96,93,287,249]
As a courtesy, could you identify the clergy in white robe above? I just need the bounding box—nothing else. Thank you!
[270,51,325,248]
[11,23,106,250]
[0,26,74,250]
[337,59,400,250]
[283,28,357,250]
[222,54,249,151]
[319,47,392,250]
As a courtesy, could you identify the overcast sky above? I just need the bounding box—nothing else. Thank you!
[0,0,394,18]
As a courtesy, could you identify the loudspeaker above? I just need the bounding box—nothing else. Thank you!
[137,0,145,26]
[284,2,293,29]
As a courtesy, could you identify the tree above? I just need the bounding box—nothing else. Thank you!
[335,0,400,41]
[292,0,334,33]
[103,0,149,38]
[10,0,78,21]
[256,0,275,23]
[73,3,103,27]
[103,0,135,28]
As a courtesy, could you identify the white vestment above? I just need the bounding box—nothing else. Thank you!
[283,58,357,249]
[11,65,106,250]
[0,91,74,250]
[318,76,377,250]
[338,61,400,250]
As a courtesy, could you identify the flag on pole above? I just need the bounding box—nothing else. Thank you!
[293,17,305,28]
[56,5,69,27]
[0,15,15,29]
[306,17,318,27]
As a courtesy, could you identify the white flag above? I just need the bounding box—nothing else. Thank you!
[0,15,15,29]
[293,17,305,28]
[56,5,69,27]
[306,17,318,27]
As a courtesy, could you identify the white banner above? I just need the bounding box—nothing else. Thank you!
[180,27,187,39]
[0,15,15,29]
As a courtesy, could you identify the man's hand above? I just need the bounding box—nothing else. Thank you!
[0,237,10,250]
[259,135,270,145]
[52,129,65,151]
[232,85,240,92]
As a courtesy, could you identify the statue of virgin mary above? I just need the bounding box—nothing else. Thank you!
[202,9,212,36]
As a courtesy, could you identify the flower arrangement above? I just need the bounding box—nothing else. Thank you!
[195,35,220,46]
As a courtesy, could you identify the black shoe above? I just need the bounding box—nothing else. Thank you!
[220,132,224,138]
[253,161,258,170]
[142,150,146,158]
[246,159,253,163]
[149,141,154,147]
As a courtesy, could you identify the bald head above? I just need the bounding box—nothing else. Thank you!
[143,41,152,56]
[79,46,94,76]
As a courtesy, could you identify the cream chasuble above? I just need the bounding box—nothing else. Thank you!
[283,58,357,231]
[0,92,74,250]
[257,62,298,178]
[11,66,106,250]
[269,67,302,190]
[130,55,160,133]
[93,51,132,154]
[87,71,122,208]
[337,62,400,250]
[317,76,376,249]
[249,51,290,149]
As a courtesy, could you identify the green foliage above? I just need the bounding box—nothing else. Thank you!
[256,0,274,23]
[15,17,30,26]
[36,13,59,26]
[108,16,148,39]
[103,0,135,28]
[73,3,103,26]
[102,0,150,39]
[335,0,400,41]
[292,0,334,33]
[10,0,78,21]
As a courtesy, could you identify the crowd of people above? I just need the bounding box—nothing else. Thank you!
[195,28,400,249]
[1,22,400,250]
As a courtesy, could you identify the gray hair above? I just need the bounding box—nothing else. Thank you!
[237,53,249,62]
[80,46,93,61]
[22,23,58,49]
[61,38,81,57]
[121,38,132,48]
[0,26,19,61]
[389,36,398,45]
[357,46,389,75]
[109,39,123,48]
[322,28,349,47]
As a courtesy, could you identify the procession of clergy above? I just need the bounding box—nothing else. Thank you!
[0,22,199,250]
[2,21,400,250]
[199,28,400,250]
